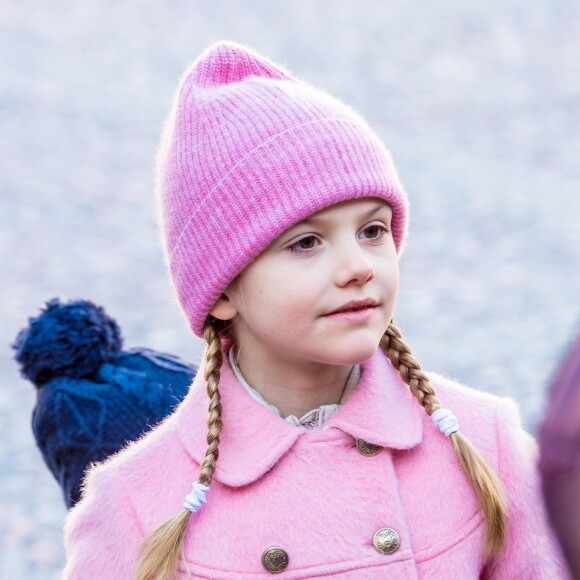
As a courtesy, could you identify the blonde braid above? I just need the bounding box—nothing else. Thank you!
[380,321,507,560]
[197,322,224,486]
[134,321,224,580]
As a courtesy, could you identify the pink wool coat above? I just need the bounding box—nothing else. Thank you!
[63,348,570,579]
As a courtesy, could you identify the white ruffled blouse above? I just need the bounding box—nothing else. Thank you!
[228,348,361,430]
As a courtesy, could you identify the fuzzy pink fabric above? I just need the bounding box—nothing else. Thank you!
[156,40,409,337]
[62,348,570,578]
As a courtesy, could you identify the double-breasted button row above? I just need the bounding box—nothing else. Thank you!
[261,528,400,573]
[261,441,393,573]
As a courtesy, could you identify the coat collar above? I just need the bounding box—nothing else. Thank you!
[177,347,423,487]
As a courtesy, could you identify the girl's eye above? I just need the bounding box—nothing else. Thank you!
[360,224,389,240]
[288,235,319,254]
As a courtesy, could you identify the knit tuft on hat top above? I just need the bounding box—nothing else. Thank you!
[189,41,292,87]
[156,40,409,338]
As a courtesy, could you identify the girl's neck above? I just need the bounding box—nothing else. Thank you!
[231,347,354,419]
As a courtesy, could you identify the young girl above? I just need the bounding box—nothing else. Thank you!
[63,41,569,579]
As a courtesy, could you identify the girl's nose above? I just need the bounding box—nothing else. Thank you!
[333,244,376,287]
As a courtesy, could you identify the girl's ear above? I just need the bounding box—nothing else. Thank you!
[209,293,237,321]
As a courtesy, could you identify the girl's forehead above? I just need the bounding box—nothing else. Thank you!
[295,198,391,226]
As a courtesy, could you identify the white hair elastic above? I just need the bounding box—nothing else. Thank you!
[183,480,210,513]
[431,408,460,436]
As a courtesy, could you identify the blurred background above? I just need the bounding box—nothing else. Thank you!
[1,0,579,577]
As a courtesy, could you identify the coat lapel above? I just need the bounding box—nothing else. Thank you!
[177,347,423,487]
[325,349,424,449]
[177,351,302,487]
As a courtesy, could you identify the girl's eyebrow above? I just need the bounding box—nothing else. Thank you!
[298,201,390,228]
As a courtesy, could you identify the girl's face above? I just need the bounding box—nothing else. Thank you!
[211,198,399,368]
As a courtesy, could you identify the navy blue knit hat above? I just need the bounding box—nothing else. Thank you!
[11,298,197,508]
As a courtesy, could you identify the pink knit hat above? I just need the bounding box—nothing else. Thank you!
[156,40,409,338]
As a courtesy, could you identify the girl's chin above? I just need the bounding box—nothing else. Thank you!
[321,342,381,366]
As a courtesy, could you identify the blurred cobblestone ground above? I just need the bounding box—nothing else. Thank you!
[1,0,579,577]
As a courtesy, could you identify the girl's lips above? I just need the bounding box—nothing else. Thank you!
[322,306,377,322]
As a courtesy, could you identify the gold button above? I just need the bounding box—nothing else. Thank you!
[261,546,289,573]
[373,528,400,554]
[356,438,383,456]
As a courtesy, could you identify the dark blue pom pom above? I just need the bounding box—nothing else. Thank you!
[11,298,123,387]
